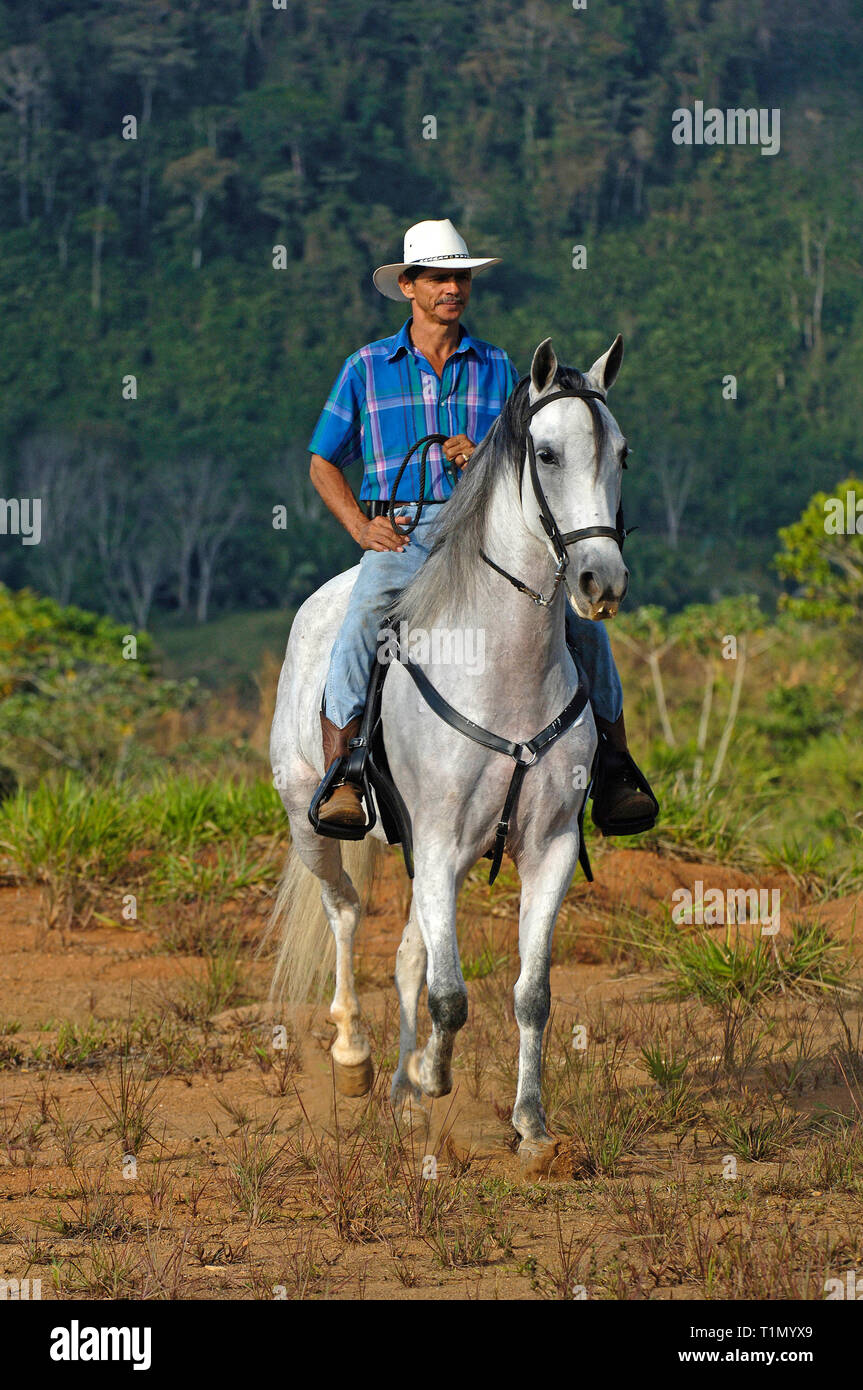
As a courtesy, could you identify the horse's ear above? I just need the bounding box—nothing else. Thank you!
[587,334,624,393]
[530,338,558,396]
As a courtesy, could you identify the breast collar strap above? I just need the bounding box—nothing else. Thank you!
[394,638,592,885]
[480,386,635,607]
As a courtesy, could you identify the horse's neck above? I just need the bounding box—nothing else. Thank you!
[434,476,571,707]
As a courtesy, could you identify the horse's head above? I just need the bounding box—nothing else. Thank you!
[524,336,630,620]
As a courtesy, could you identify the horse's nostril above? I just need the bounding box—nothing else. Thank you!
[579,571,600,600]
[622,569,630,600]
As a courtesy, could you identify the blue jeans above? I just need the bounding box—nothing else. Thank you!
[325,511,623,726]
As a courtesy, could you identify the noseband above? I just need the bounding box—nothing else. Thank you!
[480,387,634,607]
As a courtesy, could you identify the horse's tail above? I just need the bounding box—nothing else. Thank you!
[264,837,382,1007]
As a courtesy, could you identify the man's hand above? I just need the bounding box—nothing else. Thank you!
[311,453,414,552]
[352,513,413,552]
[443,434,475,469]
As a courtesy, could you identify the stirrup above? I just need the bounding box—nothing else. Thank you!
[308,740,377,840]
[591,745,659,837]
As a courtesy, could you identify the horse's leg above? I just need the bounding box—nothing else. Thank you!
[405,867,466,1099]
[289,811,373,1096]
[391,900,427,1110]
[512,832,581,1173]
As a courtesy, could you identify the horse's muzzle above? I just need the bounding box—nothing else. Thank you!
[571,551,628,620]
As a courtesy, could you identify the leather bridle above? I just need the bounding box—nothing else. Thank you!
[480,387,634,608]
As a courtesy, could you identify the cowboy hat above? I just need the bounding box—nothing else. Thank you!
[372,218,501,301]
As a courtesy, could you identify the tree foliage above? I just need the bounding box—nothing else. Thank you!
[774,478,863,625]
[0,0,861,621]
[0,584,193,782]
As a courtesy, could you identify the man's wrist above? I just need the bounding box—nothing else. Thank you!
[347,510,367,543]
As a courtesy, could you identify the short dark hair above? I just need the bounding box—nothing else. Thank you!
[399,264,472,284]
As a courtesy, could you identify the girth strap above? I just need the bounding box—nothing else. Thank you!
[398,658,590,884]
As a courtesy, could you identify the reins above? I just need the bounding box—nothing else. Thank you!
[387,435,459,536]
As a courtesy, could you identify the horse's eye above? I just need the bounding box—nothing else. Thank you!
[537,448,557,465]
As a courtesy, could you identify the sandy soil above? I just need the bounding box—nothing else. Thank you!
[0,847,861,1300]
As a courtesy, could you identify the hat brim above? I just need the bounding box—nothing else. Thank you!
[372,257,501,302]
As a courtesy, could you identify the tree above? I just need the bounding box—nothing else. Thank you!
[671,596,772,796]
[117,486,174,629]
[89,456,175,627]
[613,605,681,746]
[97,0,195,215]
[159,456,244,619]
[163,147,236,268]
[189,458,246,623]
[653,443,699,551]
[78,139,122,312]
[775,478,863,625]
[18,432,92,606]
[0,44,50,224]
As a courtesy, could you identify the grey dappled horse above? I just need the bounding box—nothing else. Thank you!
[267,336,630,1169]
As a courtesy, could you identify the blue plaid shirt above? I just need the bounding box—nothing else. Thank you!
[308,319,519,502]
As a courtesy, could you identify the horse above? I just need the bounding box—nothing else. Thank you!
[267,335,630,1169]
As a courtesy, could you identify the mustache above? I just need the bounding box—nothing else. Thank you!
[437,297,463,304]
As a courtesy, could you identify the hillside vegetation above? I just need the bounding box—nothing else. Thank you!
[1,0,861,621]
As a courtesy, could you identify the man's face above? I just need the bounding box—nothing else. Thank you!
[398,267,472,324]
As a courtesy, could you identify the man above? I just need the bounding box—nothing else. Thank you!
[306,218,655,834]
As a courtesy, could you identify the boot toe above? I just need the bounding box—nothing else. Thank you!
[318,782,367,828]
[592,774,658,836]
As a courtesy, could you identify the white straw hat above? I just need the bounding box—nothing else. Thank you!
[372,218,501,301]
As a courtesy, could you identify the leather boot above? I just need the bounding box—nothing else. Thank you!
[591,711,659,835]
[317,713,366,827]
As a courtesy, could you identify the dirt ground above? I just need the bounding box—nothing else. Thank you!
[0,846,861,1300]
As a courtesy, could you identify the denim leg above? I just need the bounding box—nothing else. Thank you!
[564,606,623,723]
[325,516,438,727]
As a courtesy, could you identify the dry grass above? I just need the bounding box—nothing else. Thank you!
[1,818,862,1300]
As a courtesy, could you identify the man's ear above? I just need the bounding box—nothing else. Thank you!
[398,273,415,299]
[587,335,624,393]
[530,338,558,396]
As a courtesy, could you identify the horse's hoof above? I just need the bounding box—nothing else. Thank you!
[332,1055,374,1097]
[518,1135,559,1179]
[406,1050,451,1099]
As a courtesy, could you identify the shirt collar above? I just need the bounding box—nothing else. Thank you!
[386,319,485,364]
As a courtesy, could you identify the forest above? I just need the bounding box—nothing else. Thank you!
[0,0,861,623]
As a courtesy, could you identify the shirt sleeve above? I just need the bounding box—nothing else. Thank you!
[307,357,364,469]
[506,354,520,395]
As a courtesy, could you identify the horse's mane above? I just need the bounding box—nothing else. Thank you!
[395,364,607,631]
